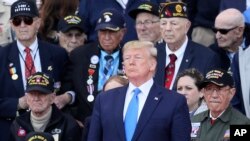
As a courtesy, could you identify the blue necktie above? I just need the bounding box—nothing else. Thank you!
[104,55,114,75]
[125,88,141,141]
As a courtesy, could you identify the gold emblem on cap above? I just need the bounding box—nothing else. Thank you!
[206,70,224,79]
[138,4,152,11]
[175,4,182,13]
[64,15,81,24]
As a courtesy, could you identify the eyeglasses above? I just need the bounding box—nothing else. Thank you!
[135,20,160,27]
[204,86,230,95]
[12,16,34,26]
[212,26,238,34]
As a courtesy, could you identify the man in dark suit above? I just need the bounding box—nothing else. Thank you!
[0,1,68,141]
[60,8,126,127]
[87,40,191,141]
[209,8,245,70]
[155,2,221,90]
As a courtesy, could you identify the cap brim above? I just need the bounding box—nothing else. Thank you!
[26,86,52,94]
[10,13,37,19]
[129,9,158,19]
[95,23,121,31]
[200,80,225,89]
[61,25,85,33]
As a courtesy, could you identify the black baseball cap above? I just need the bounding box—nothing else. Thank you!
[58,15,85,33]
[26,72,54,94]
[200,69,235,88]
[95,8,125,31]
[10,0,39,19]
[129,1,159,19]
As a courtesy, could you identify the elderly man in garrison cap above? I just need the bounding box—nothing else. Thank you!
[60,8,126,128]
[9,72,81,141]
[154,1,221,90]
[191,69,250,141]
[0,0,69,140]
[57,15,87,54]
[129,1,162,45]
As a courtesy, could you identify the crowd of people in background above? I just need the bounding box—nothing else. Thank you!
[0,0,250,141]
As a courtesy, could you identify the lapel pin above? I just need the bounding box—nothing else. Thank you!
[154,97,159,101]
[48,66,53,71]
[12,74,18,80]
[9,63,14,67]
[186,59,189,63]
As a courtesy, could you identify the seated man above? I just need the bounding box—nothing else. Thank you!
[128,1,162,44]
[191,69,250,141]
[9,72,81,141]
[57,14,87,53]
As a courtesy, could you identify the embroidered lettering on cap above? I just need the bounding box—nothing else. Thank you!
[64,16,81,24]
[138,4,152,11]
[15,4,31,12]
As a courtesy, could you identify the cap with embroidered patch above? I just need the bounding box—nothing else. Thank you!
[95,8,125,31]
[25,132,54,141]
[160,2,187,19]
[58,15,85,33]
[10,0,39,19]
[129,1,159,19]
[200,69,234,88]
[26,72,54,94]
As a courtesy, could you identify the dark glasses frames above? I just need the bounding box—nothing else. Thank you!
[212,26,238,34]
[12,16,34,26]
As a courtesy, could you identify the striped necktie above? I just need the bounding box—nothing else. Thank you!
[104,55,114,75]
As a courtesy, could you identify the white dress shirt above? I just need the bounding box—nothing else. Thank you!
[123,78,154,121]
[17,38,41,90]
[165,36,188,89]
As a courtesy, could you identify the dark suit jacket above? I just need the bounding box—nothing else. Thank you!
[60,42,123,123]
[0,40,68,141]
[209,43,231,70]
[231,52,245,114]
[154,40,221,90]
[87,83,191,141]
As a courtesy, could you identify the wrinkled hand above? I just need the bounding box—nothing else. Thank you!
[18,95,28,109]
[54,93,71,109]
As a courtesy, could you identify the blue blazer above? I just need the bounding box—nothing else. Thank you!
[0,40,68,141]
[154,40,221,89]
[231,52,245,114]
[87,83,191,141]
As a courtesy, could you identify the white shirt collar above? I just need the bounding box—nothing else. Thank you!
[17,38,38,54]
[165,36,188,62]
[127,78,154,96]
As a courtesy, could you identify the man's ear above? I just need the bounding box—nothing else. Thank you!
[228,87,236,100]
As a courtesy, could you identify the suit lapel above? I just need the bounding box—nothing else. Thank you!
[38,41,53,76]
[8,42,25,95]
[114,86,128,141]
[179,41,194,73]
[132,83,163,140]
[155,43,167,85]
[81,45,100,109]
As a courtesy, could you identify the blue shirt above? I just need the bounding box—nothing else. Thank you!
[98,50,120,91]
